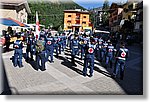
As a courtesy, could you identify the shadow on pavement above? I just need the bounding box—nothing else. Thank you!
[94,66,112,78]
[1,58,12,95]
[58,56,83,76]
[22,53,38,71]
[63,44,143,95]
[2,47,14,53]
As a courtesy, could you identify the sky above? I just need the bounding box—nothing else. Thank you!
[72,0,128,9]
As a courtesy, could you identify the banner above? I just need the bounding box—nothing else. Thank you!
[36,11,40,40]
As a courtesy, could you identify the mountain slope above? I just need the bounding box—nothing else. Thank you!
[27,0,86,30]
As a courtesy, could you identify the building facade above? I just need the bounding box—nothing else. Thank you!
[0,0,31,23]
[97,8,103,28]
[109,3,123,32]
[134,1,143,33]
[0,0,31,31]
[64,9,91,32]
[89,7,103,30]
[120,1,142,31]
[122,1,138,21]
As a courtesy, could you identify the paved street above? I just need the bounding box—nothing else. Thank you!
[1,44,143,95]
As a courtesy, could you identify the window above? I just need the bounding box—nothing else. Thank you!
[76,13,80,19]
[82,22,86,24]
[76,16,80,19]
[67,21,71,23]
[83,16,86,18]
[114,16,117,21]
[68,26,72,29]
[68,15,71,17]
[23,19,26,23]
[76,20,80,24]
[128,15,131,20]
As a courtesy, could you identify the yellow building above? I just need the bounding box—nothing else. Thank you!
[64,9,92,32]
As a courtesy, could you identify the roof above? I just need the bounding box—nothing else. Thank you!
[0,0,25,5]
[64,9,89,14]
[0,0,31,14]
[110,3,123,9]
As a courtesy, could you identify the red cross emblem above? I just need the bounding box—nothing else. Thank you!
[47,41,51,45]
[84,41,87,44]
[109,49,113,52]
[88,48,94,53]
[99,42,102,44]
[58,38,61,41]
[15,45,19,48]
[121,52,126,57]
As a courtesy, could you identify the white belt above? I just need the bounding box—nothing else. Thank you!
[74,46,78,48]
[118,57,126,60]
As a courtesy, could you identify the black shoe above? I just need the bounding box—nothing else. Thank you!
[50,60,54,63]
[89,74,93,77]
[120,76,124,80]
[49,60,54,63]
[72,63,77,67]
[80,58,83,60]
[14,65,17,67]
[83,73,86,77]
[104,65,107,69]
[99,60,102,62]
[30,58,34,61]
[41,68,46,71]
[111,74,116,79]
[19,65,23,68]
[56,55,58,58]
[25,59,29,63]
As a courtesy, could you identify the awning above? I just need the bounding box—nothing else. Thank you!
[0,17,29,27]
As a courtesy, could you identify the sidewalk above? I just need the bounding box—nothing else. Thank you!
[1,44,143,95]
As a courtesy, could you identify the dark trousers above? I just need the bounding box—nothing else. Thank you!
[47,48,54,61]
[54,44,58,56]
[81,47,85,59]
[26,49,34,60]
[113,59,126,79]
[71,48,79,64]
[14,49,23,67]
[105,55,113,68]
[101,51,106,62]
[5,42,10,51]
[36,52,46,70]
[58,43,62,54]
[83,55,94,76]
[96,49,101,61]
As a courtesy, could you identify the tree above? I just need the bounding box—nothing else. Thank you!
[102,0,109,10]
[28,1,85,30]
[102,0,110,29]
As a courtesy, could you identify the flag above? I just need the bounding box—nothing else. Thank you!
[36,11,40,40]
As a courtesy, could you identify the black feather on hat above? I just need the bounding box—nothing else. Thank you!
[90,37,95,42]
